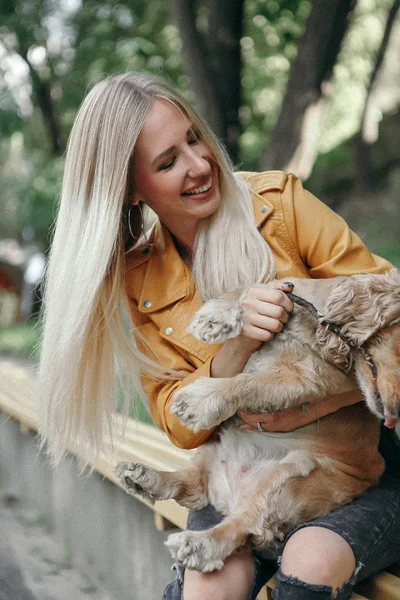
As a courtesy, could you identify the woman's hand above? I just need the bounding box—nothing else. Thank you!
[238,407,317,433]
[238,281,294,352]
[210,280,294,378]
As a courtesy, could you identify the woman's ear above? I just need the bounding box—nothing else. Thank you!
[130,194,140,207]
[126,160,139,206]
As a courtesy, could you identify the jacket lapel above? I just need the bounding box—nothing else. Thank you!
[137,222,191,313]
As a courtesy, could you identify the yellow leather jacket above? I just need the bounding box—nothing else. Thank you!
[125,171,392,449]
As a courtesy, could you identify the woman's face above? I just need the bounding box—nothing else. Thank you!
[131,99,221,248]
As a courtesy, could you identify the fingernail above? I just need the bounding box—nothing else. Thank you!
[283,281,294,289]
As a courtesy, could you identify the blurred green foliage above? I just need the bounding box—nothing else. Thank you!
[0,0,398,251]
[240,0,310,167]
[0,320,41,359]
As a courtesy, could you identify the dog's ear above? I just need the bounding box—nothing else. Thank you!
[314,326,353,372]
[320,269,400,347]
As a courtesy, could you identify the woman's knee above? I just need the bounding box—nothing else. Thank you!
[280,526,356,590]
[183,551,255,600]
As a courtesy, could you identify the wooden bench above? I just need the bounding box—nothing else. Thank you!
[0,360,399,600]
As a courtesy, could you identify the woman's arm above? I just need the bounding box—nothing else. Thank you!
[130,281,293,448]
[281,174,393,278]
[238,390,364,432]
[238,172,393,432]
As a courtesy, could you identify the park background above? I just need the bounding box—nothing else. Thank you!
[0,1,399,598]
[1,0,400,354]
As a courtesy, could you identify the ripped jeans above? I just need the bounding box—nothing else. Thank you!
[162,469,400,599]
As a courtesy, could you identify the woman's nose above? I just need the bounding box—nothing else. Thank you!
[187,146,210,177]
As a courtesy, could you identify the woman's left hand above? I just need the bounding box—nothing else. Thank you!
[238,390,364,433]
[238,408,315,433]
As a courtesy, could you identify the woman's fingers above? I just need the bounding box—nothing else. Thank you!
[242,283,294,315]
[238,281,294,343]
[242,314,284,338]
[238,408,311,433]
[244,302,290,324]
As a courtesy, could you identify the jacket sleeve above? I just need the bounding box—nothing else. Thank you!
[128,299,218,450]
[280,173,393,276]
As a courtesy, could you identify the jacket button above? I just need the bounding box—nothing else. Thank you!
[261,206,267,213]
[143,300,152,308]
[165,327,173,335]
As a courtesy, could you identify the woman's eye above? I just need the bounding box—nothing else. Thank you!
[158,157,176,171]
[188,129,201,145]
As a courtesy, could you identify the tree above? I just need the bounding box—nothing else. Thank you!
[261,0,357,177]
[170,0,245,162]
[0,0,183,246]
[354,0,400,191]
[0,0,65,155]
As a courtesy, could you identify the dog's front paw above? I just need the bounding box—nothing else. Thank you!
[115,462,158,504]
[171,378,232,431]
[166,530,225,572]
[188,299,243,344]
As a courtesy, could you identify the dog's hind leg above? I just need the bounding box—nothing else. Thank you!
[115,461,209,509]
[166,450,317,572]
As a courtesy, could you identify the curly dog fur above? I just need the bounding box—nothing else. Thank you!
[117,270,400,572]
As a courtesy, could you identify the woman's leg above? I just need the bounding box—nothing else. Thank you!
[183,551,255,600]
[273,470,400,599]
[274,527,355,599]
[162,504,276,600]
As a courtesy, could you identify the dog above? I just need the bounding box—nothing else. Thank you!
[116,269,400,572]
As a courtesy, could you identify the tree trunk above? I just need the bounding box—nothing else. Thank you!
[354,0,400,192]
[261,0,357,178]
[14,24,64,156]
[207,0,244,163]
[169,0,244,162]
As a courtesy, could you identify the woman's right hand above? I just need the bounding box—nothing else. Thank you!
[236,280,295,351]
[210,281,294,378]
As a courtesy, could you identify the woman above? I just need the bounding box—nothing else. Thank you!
[38,73,400,600]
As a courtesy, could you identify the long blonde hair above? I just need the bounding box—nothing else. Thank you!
[38,72,275,466]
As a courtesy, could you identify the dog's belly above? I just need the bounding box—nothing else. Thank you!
[201,427,306,516]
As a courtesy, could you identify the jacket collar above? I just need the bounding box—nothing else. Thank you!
[131,177,277,314]
[137,221,191,313]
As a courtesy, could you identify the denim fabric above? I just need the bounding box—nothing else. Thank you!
[162,427,400,600]
[162,505,276,600]
[272,570,352,600]
[274,469,400,599]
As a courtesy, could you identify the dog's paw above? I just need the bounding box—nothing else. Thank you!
[166,531,225,572]
[115,462,158,504]
[171,378,232,431]
[188,299,243,344]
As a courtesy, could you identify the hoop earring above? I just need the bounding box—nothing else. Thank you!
[128,203,144,241]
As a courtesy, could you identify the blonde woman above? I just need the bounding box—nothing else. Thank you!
[38,73,400,600]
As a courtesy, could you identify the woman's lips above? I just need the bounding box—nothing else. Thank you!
[182,176,213,197]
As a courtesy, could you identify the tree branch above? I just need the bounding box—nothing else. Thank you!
[169,0,222,134]
[355,0,400,191]
[261,0,357,176]
[14,23,64,156]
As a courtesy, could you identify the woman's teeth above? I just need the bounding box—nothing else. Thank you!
[183,178,212,195]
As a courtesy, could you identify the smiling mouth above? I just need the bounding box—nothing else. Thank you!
[182,177,213,196]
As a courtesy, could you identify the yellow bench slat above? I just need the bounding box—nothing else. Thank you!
[355,571,400,600]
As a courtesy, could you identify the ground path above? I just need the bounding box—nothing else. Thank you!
[0,354,114,600]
